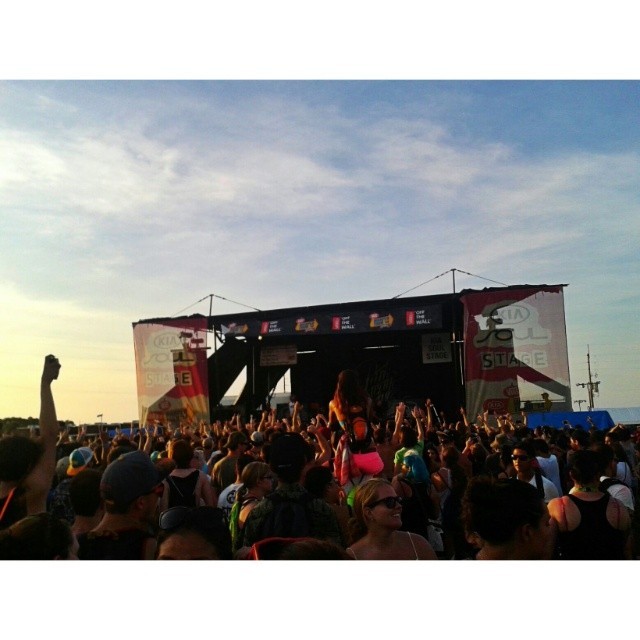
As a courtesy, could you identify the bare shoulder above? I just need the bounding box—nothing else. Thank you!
[345,538,367,559]
[606,495,631,531]
[547,495,563,514]
[406,532,438,560]
[547,496,574,531]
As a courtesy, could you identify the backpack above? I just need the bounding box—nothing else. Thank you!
[599,477,624,492]
[346,412,372,454]
[258,491,314,539]
[229,494,259,553]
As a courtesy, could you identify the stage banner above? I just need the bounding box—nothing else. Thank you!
[461,286,571,419]
[217,303,442,337]
[133,317,209,426]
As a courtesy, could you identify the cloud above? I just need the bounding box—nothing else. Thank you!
[2,82,639,417]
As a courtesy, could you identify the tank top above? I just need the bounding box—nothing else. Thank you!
[78,528,152,560]
[557,494,625,560]
[347,531,419,560]
[167,470,200,508]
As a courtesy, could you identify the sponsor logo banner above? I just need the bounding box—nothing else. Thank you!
[133,317,209,426]
[213,304,442,337]
[461,287,571,419]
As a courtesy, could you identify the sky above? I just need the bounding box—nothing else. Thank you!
[1,79,638,424]
[1,3,639,426]
[3,2,639,629]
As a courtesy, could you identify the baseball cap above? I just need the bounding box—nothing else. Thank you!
[250,431,265,445]
[100,450,162,507]
[67,447,93,477]
[269,433,308,469]
[225,431,249,449]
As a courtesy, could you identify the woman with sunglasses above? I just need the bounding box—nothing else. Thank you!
[156,506,232,560]
[346,479,437,560]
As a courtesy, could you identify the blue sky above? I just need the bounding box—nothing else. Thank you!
[1,80,638,422]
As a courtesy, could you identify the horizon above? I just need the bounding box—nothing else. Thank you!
[1,81,638,423]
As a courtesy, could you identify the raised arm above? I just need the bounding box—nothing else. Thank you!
[412,405,425,442]
[391,402,404,447]
[141,426,153,455]
[292,401,302,433]
[308,423,331,466]
[425,399,434,434]
[96,426,111,468]
[25,355,61,515]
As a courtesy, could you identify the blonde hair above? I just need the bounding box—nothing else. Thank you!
[348,478,393,545]
[240,461,271,489]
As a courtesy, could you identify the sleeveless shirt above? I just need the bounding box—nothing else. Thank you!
[167,470,200,508]
[557,494,625,560]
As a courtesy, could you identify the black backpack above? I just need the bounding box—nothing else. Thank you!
[258,491,314,539]
[599,477,624,492]
[345,411,373,454]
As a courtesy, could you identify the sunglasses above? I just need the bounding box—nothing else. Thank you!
[159,506,224,531]
[511,454,530,461]
[367,496,403,509]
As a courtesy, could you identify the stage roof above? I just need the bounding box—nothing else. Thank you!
[135,283,568,336]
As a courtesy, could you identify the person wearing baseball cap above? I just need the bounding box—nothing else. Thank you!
[212,431,250,493]
[67,447,94,477]
[77,451,163,559]
[49,447,94,524]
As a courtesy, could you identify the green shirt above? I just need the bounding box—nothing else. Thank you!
[393,440,425,465]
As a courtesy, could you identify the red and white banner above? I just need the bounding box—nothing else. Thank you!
[133,317,209,426]
[461,286,571,419]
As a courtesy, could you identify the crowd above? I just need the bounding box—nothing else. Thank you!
[1,356,639,560]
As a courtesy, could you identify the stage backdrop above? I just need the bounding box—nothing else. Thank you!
[133,317,209,426]
[461,286,571,420]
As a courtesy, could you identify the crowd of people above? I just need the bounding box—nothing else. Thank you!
[1,356,639,560]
